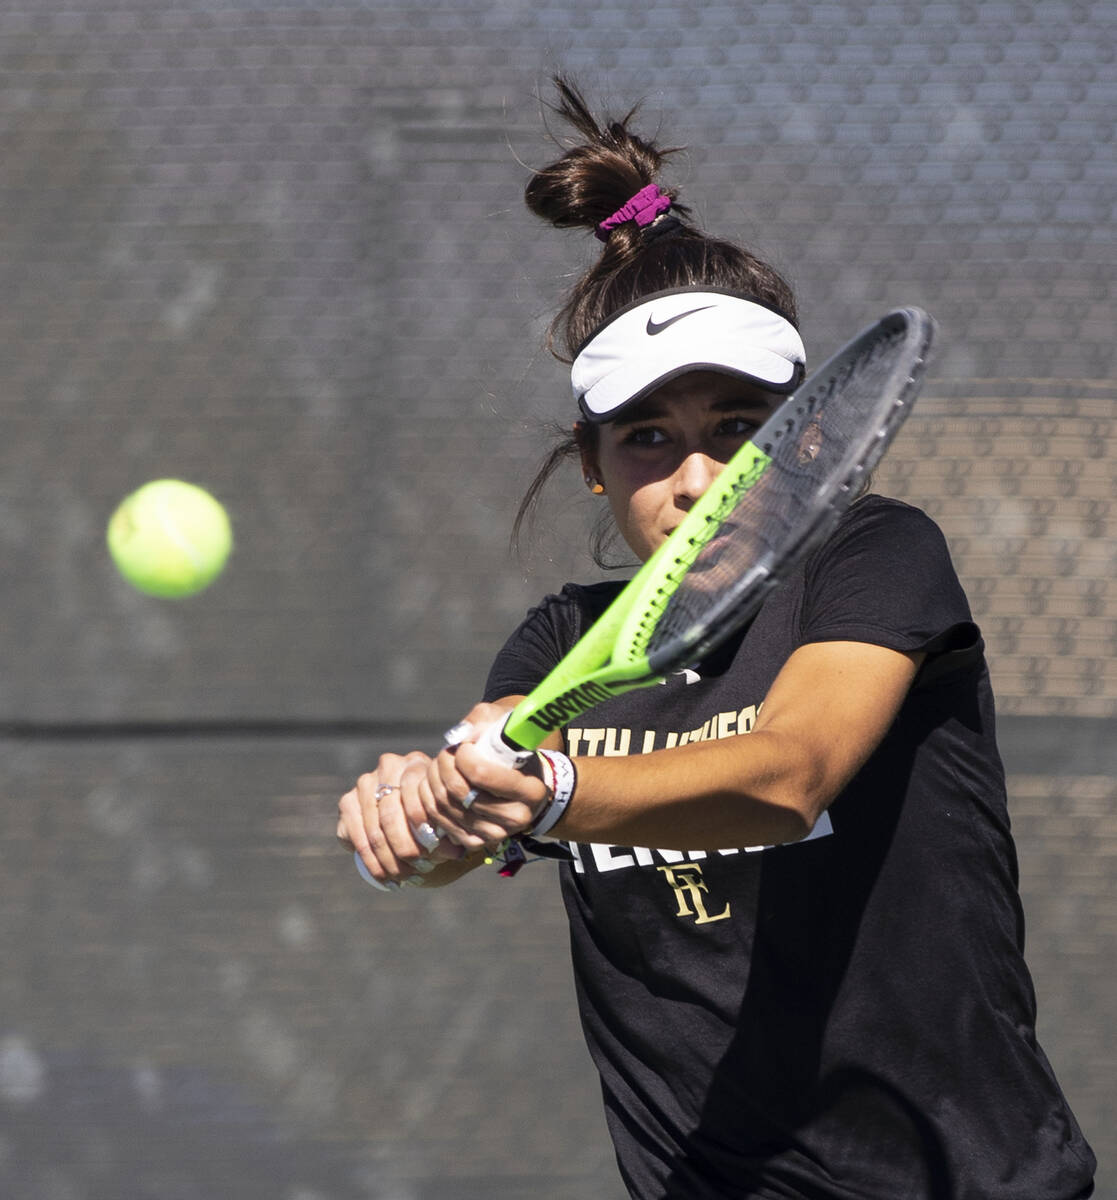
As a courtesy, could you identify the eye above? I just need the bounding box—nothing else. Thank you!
[717,415,759,439]
[623,425,669,447]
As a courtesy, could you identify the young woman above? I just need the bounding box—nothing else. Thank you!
[337,80,1095,1200]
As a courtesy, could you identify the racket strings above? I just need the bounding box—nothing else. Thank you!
[643,320,921,666]
[626,452,770,654]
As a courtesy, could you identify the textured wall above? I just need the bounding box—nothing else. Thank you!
[1,0,1114,1195]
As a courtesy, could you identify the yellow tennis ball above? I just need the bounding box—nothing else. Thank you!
[107,479,233,598]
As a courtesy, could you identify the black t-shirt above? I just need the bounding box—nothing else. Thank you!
[485,496,1095,1200]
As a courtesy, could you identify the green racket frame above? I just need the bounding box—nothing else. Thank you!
[501,442,773,749]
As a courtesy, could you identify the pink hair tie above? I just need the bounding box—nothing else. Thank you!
[595,183,672,242]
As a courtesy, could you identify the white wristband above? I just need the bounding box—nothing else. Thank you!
[529,749,577,837]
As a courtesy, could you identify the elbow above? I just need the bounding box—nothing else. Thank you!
[741,729,841,843]
[765,773,835,844]
[768,800,820,844]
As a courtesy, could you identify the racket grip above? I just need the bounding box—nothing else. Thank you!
[353,850,429,890]
[354,850,396,890]
[445,714,535,770]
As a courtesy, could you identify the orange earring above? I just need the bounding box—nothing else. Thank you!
[585,475,605,495]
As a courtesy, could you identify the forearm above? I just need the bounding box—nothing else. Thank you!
[544,643,922,850]
[551,731,828,850]
[342,641,916,882]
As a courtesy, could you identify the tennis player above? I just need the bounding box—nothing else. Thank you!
[337,79,1095,1200]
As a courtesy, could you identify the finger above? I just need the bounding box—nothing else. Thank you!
[426,748,539,849]
[452,790,541,844]
[371,783,428,871]
[337,788,361,851]
[381,770,458,870]
[340,782,397,889]
[397,763,449,857]
[342,757,441,890]
[354,774,411,881]
[442,719,475,748]
[375,750,430,788]
[435,746,489,820]
[418,753,474,844]
[443,700,517,747]
[419,786,485,852]
[455,743,549,810]
[413,820,443,855]
[415,774,465,859]
[428,736,542,849]
[463,813,529,845]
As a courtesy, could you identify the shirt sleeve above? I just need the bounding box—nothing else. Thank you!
[799,496,979,662]
[482,584,605,703]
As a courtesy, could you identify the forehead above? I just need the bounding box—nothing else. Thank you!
[614,370,778,423]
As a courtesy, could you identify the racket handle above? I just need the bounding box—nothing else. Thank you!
[354,850,396,891]
[444,714,535,770]
[353,850,430,890]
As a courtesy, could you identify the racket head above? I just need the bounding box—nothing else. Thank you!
[640,306,936,674]
[502,307,935,749]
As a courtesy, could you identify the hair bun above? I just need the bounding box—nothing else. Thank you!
[524,77,689,239]
[523,75,796,359]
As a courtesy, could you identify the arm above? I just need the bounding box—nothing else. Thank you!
[424,640,923,855]
[558,640,922,848]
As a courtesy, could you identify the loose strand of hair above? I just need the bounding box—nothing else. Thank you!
[510,429,580,558]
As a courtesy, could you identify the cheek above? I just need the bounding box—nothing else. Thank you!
[606,477,673,557]
[596,449,677,542]
[597,444,659,496]
[598,457,646,513]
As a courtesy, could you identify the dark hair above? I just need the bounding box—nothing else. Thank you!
[513,76,799,566]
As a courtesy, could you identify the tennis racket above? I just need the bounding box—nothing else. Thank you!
[356,306,934,886]
[483,305,935,760]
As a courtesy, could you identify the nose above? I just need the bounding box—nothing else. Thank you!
[673,450,721,509]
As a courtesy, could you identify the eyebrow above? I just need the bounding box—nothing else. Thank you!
[613,393,774,428]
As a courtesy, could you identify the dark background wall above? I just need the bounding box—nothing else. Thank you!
[1,1,1113,1196]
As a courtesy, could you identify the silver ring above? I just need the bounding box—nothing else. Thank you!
[462,788,480,810]
[413,822,441,852]
[374,784,400,801]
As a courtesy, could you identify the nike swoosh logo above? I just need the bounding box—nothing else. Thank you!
[645,304,717,336]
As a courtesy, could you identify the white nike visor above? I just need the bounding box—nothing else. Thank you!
[571,287,806,423]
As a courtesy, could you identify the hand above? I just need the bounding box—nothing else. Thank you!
[337,751,464,889]
[418,704,552,850]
